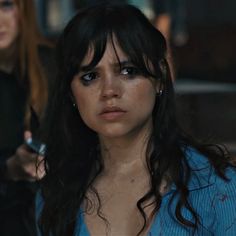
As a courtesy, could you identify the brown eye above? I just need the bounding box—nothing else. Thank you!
[120,66,140,78]
[80,72,98,85]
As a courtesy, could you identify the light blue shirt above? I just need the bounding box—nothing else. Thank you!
[36,149,236,235]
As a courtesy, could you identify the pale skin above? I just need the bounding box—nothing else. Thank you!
[0,0,45,181]
[71,40,162,235]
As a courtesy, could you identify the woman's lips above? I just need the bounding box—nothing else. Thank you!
[99,107,126,121]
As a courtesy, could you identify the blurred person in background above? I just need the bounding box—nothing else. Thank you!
[150,0,188,46]
[150,0,188,80]
[0,0,55,235]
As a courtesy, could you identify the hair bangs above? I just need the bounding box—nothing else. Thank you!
[61,8,116,81]
[105,5,165,80]
[62,4,166,83]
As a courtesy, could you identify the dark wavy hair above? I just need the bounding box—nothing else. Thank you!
[38,3,233,236]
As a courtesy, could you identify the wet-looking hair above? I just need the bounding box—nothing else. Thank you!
[39,3,233,236]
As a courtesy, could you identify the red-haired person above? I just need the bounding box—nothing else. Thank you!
[0,0,55,235]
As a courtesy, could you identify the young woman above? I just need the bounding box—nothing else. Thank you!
[0,0,55,235]
[37,3,236,236]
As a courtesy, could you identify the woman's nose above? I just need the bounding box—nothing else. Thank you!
[100,75,122,99]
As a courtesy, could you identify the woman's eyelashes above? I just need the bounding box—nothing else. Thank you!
[120,66,140,78]
[80,72,98,86]
[79,66,141,86]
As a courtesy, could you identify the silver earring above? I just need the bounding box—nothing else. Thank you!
[72,103,77,107]
[157,90,163,96]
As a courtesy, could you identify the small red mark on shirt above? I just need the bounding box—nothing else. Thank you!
[219,194,228,202]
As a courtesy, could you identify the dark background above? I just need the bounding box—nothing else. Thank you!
[174,0,236,82]
[172,0,236,154]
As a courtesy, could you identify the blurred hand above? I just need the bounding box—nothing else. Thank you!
[6,131,46,181]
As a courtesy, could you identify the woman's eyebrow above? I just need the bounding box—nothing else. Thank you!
[79,64,94,73]
[113,60,133,68]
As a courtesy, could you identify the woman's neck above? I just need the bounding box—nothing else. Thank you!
[0,44,16,73]
[99,121,153,175]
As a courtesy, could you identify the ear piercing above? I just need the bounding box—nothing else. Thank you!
[157,90,163,96]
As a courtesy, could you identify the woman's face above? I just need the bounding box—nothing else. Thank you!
[71,40,159,140]
[0,0,19,51]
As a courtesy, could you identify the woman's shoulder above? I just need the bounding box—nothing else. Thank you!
[183,148,236,233]
[183,147,236,191]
